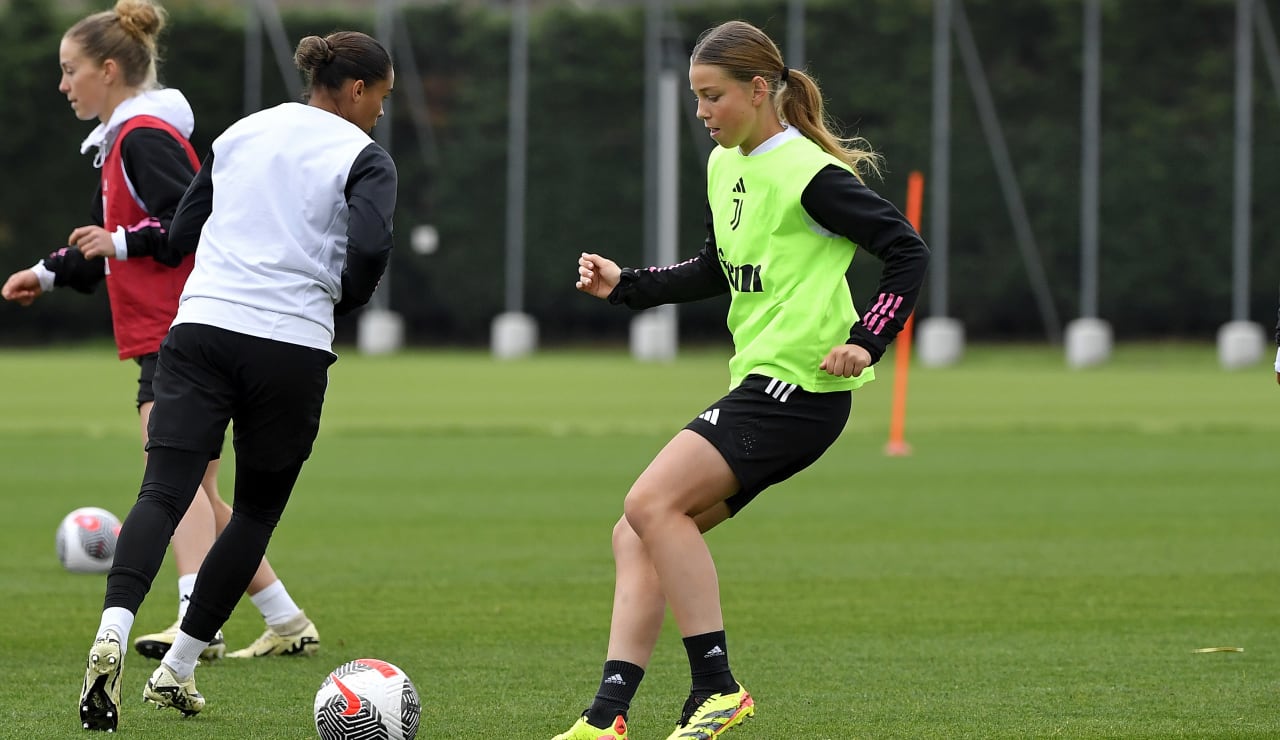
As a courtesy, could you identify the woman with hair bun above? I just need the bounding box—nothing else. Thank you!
[3,0,318,690]
[76,29,396,731]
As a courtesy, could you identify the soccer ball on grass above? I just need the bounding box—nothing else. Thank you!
[55,507,121,574]
[314,658,420,739]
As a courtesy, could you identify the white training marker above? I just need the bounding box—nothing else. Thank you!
[1191,647,1244,653]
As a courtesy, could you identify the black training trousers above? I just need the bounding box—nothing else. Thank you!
[105,323,335,641]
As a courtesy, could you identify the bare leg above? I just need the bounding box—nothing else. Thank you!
[622,430,737,638]
[557,431,739,735]
[603,516,665,667]
[605,496,732,666]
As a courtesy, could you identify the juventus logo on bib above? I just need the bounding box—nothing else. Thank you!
[729,177,745,230]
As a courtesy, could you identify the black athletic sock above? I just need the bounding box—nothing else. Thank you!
[585,660,645,727]
[683,630,737,695]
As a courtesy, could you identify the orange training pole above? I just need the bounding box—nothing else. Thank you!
[885,170,925,457]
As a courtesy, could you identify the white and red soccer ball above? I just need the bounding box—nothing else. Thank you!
[55,507,121,574]
[314,658,420,739]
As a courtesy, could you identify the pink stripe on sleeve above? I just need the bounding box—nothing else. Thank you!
[866,293,904,335]
[125,217,162,234]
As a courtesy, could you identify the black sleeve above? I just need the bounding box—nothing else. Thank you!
[801,165,930,364]
[89,184,105,227]
[40,185,108,293]
[169,152,214,258]
[40,246,105,294]
[334,143,398,316]
[1275,290,1279,346]
[606,201,729,310]
[118,128,199,267]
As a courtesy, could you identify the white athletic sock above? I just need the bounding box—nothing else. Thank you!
[250,580,301,627]
[162,632,205,681]
[97,607,135,647]
[176,574,198,620]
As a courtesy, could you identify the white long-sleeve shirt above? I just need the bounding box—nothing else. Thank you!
[169,102,398,352]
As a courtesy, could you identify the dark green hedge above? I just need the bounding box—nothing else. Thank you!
[2,0,1276,346]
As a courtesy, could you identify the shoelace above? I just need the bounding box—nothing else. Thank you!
[676,693,712,727]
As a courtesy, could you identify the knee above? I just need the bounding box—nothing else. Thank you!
[611,515,644,557]
[228,504,281,533]
[622,484,673,539]
[138,481,193,527]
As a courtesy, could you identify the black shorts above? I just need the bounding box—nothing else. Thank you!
[135,353,160,408]
[685,374,851,516]
[146,323,337,472]
[136,352,224,461]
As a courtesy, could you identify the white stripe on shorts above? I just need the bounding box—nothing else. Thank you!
[765,378,797,402]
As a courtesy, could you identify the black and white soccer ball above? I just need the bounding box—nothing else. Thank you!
[55,507,121,574]
[314,658,420,740]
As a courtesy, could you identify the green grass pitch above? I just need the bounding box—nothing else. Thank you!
[1,342,1276,739]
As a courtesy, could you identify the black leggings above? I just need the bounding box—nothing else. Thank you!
[104,446,303,642]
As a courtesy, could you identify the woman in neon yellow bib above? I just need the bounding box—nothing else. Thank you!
[556,20,930,740]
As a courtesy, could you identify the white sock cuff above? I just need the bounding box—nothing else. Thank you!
[98,607,135,647]
[163,632,205,681]
[250,580,301,626]
[177,573,198,619]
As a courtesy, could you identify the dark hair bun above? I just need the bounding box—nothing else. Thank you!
[294,35,335,73]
